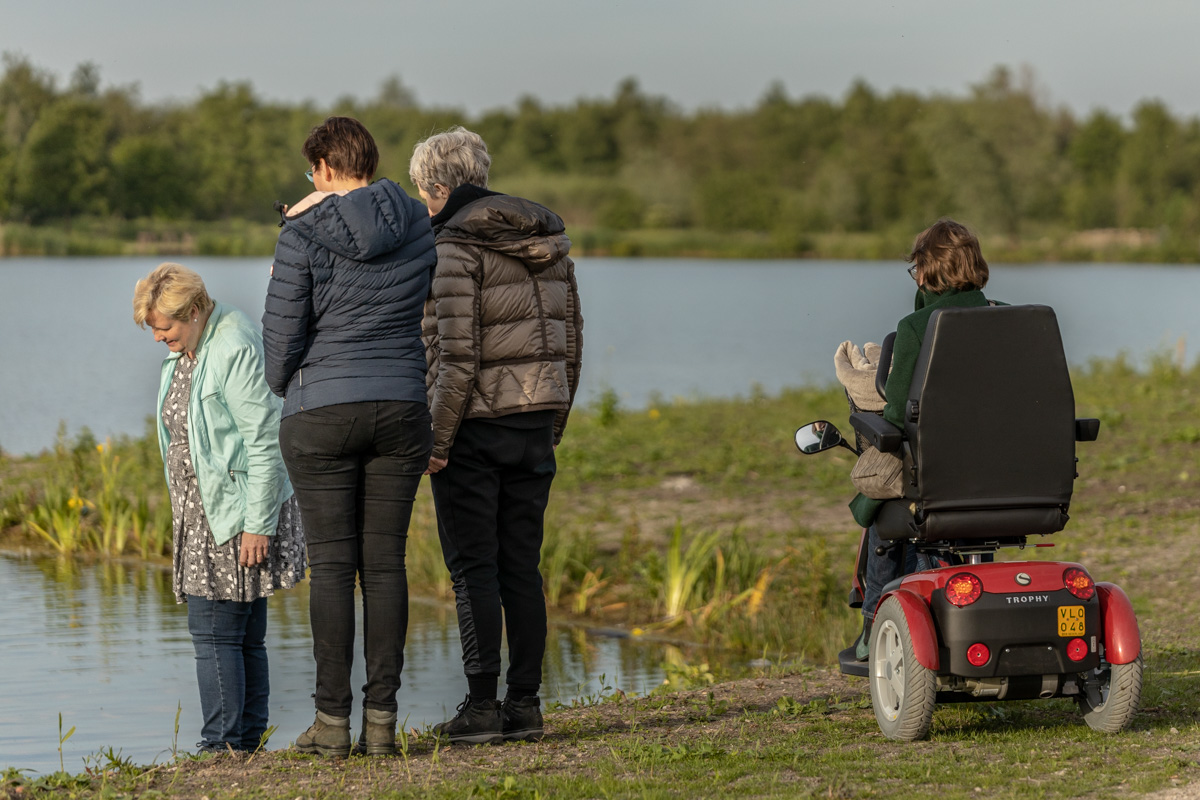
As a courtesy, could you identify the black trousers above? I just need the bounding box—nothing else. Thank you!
[430,413,556,690]
[280,400,432,716]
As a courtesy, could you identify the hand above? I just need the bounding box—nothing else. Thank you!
[239,533,271,567]
[425,456,449,475]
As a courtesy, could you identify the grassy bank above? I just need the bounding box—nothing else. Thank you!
[4,653,1198,799]
[4,218,1200,263]
[2,357,1200,797]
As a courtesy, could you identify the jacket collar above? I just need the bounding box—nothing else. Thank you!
[165,301,227,362]
[914,286,983,311]
[432,183,504,233]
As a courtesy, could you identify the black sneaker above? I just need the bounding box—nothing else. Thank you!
[502,695,544,742]
[433,695,503,745]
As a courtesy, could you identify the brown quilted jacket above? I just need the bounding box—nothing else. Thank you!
[422,194,583,459]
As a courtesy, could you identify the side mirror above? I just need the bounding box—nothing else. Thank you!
[794,420,855,455]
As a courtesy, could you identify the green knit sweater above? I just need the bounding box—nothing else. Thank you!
[849,287,991,527]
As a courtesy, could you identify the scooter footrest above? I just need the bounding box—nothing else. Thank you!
[838,646,868,678]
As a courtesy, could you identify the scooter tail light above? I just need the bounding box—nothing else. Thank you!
[1066,638,1089,662]
[966,643,990,666]
[1063,568,1095,600]
[945,573,983,607]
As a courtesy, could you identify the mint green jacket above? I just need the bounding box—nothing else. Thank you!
[155,302,292,545]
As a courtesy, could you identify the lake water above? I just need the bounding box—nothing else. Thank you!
[0,552,682,774]
[2,257,1200,455]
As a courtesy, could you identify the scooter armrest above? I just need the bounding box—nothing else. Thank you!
[850,412,903,453]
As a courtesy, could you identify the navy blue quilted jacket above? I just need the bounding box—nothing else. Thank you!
[262,179,436,417]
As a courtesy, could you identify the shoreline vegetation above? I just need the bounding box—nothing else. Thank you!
[0,219,1191,263]
[7,56,1200,265]
[3,358,1200,797]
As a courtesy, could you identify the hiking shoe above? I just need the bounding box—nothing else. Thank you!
[502,695,544,742]
[295,711,351,758]
[433,695,503,745]
[353,708,397,756]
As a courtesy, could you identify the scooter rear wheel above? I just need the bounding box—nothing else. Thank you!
[870,596,936,741]
[1078,653,1143,733]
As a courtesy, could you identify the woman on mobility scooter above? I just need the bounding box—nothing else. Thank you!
[799,219,1142,740]
[841,219,996,661]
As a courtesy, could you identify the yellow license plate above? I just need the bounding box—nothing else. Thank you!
[1058,605,1086,637]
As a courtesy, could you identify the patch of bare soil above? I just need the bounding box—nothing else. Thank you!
[560,481,854,556]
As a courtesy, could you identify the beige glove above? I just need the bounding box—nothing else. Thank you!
[834,340,887,411]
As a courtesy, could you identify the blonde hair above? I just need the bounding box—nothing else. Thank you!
[132,262,214,328]
[408,126,491,193]
[907,218,989,293]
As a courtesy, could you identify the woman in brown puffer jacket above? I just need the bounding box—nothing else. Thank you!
[409,126,582,745]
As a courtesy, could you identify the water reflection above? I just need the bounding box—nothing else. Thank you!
[0,554,682,774]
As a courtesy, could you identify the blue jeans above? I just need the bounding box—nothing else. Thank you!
[186,596,269,751]
[861,525,934,624]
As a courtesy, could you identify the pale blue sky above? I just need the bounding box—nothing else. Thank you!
[3,0,1198,118]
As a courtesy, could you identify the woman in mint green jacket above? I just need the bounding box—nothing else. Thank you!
[134,263,305,754]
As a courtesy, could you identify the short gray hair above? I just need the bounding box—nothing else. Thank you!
[409,126,491,193]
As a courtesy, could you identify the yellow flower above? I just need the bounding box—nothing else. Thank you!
[648,408,661,421]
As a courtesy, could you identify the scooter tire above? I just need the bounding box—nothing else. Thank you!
[1079,653,1143,733]
[869,596,936,741]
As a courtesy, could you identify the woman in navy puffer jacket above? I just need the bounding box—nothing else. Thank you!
[262,116,435,758]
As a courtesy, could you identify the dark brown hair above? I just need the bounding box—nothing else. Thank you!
[302,116,379,181]
[907,218,989,293]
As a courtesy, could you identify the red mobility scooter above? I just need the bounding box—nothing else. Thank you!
[795,305,1142,741]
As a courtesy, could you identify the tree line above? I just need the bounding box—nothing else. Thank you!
[3,55,1199,256]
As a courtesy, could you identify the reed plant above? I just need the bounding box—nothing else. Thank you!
[94,440,134,556]
[25,485,91,555]
[404,489,450,599]
[540,524,599,610]
[131,494,173,559]
[5,426,172,559]
[572,567,608,615]
[656,523,723,623]
[541,526,575,608]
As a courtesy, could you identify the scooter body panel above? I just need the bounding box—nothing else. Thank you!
[1095,582,1142,664]
[880,588,941,671]
[889,561,1105,677]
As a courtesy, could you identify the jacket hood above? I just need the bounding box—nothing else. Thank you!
[284,179,428,261]
[438,193,571,274]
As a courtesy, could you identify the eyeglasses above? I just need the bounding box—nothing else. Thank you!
[305,167,314,183]
[907,264,919,281]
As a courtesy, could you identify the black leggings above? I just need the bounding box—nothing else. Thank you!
[430,414,556,690]
[280,400,432,716]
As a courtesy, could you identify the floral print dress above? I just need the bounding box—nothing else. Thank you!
[163,354,306,604]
